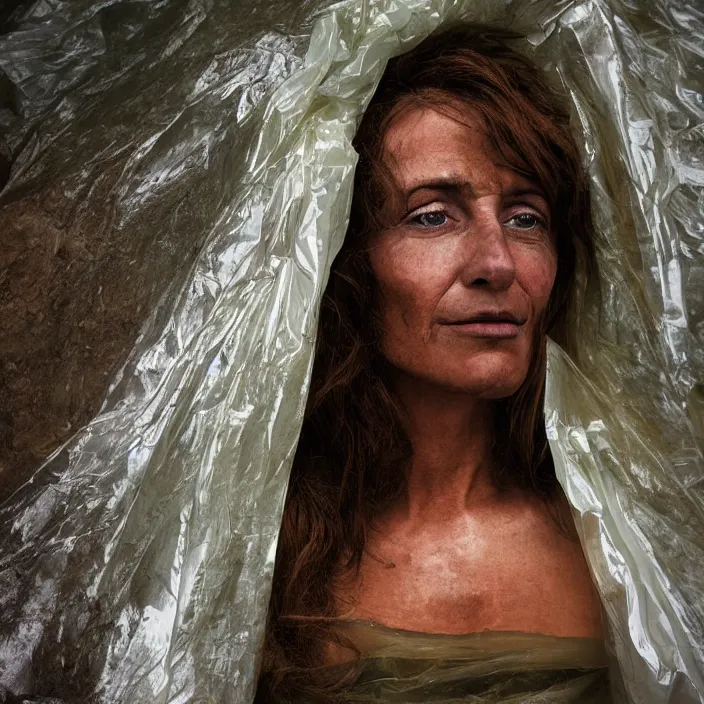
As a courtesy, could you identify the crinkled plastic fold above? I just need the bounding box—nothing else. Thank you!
[0,0,702,701]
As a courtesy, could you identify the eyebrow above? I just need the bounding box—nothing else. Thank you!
[405,177,473,200]
[404,177,548,202]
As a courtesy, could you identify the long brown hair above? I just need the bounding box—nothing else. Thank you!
[256,24,597,702]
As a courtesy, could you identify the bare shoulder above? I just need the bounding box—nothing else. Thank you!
[485,489,605,638]
[338,488,605,639]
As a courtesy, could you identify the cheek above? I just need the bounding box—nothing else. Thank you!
[514,245,558,312]
[370,239,451,338]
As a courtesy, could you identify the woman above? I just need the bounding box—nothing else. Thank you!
[257,24,609,703]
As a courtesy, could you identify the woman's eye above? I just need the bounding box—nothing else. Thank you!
[506,212,545,230]
[411,210,448,228]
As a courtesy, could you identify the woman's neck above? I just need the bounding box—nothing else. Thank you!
[390,371,500,523]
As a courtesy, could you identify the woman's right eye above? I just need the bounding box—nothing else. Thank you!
[410,210,448,228]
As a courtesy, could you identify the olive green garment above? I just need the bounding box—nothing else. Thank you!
[314,621,611,703]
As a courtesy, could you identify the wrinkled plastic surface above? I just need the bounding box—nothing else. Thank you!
[0,0,702,702]
[312,621,611,702]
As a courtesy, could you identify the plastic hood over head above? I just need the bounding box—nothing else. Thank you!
[0,0,702,702]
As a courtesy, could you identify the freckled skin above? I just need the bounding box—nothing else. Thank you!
[339,497,604,639]
[333,107,604,646]
[368,107,556,397]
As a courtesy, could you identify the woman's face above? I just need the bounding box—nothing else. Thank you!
[369,106,557,399]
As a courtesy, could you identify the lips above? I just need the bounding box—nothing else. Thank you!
[440,310,527,339]
[444,310,527,326]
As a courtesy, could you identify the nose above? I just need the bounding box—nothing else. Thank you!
[459,208,516,291]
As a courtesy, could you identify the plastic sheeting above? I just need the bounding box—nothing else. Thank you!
[309,621,612,702]
[0,0,702,702]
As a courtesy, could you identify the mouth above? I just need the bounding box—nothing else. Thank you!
[441,310,527,339]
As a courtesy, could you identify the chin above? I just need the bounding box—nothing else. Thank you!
[388,348,533,398]
[445,357,529,398]
[451,378,525,399]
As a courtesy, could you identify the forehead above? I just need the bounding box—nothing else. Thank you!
[382,106,533,195]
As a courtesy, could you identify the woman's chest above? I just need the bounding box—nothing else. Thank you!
[335,510,604,639]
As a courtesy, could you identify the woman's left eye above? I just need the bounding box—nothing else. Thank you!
[505,212,545,229]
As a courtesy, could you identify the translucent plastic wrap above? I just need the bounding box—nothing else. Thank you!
[0,0,702,702]
[308,621,612,702]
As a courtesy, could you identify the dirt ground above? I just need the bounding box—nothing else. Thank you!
[0,189,150,501]
[0,0,297,502]
[0,137,217,502]
[2,5,122,500]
